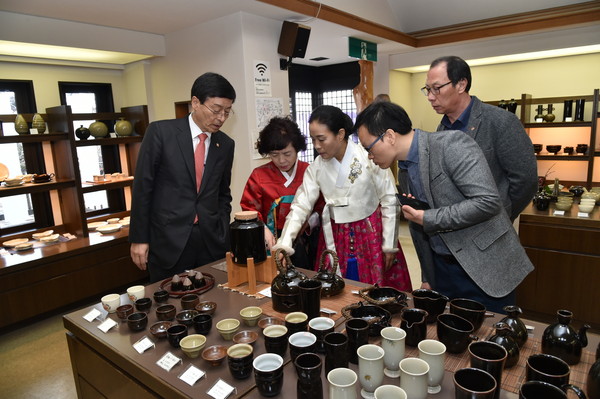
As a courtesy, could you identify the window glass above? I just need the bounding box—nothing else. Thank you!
[295,91,313,163]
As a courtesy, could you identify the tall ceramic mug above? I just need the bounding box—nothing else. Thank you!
[454,367,497,399]
[418,339,446,394]
[357,344,385,399]
[374,385,407,399]
[380,326,406,378]
[328,367,358,399]
[299,279,322,320]
[469,341,507,399]
[399,357,430,399]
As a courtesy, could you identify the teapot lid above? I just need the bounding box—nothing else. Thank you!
[234,211,258,220]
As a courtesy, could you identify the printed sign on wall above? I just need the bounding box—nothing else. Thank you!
[254,60,272,97]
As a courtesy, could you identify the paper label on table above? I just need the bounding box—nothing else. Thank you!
[553,210,565,216]
[97,318,117,333]
[156,352,182,372]
[577,212,590,218]
[207,379,236,399]
[83,308,102,322]
[179,364,206,386]
[258,286,272,297]
[133,336,155,353]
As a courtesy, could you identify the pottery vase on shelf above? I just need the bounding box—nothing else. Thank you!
[488,322,520,368]
[498,99,507,109]
[499,305,528,347]
[75,125,91,140]
[541,309,590,365]
[114,117,133,137]
[543,104,555,122]
[89,121,108,138]
[14,114,30,134]
[563,99,574,122]
[32,113,46,134]
[534,105,544,122]
[575,99,585,121]
[507,98,518,114]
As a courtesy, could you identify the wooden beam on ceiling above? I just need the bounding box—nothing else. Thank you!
[257,0,600,49]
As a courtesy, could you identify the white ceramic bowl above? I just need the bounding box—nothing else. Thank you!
[180,334,207,358]
[578,204,594,213]
[97,224,122,234]
[40,233,60,243]
[32,230,54,239]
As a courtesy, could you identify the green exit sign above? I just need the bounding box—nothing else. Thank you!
[348,37,377,61]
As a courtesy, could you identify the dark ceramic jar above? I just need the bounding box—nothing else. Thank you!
[500,305,528,347]
[488,322,520,368]
[271,248,307,313]
[229,211,266,264]
[75,125,91,140]
[542,309,590,365]
[314,249,345,297]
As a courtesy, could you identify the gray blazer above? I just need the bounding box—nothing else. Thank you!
[408,129,533,298]
[437,96,538,221]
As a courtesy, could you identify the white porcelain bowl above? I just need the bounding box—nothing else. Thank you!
[578,204,594,213]
[96,224,122,234]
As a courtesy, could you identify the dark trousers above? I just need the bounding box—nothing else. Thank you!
[148,224,218,283]
[432,253,515,314]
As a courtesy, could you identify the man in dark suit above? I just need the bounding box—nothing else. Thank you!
[129,73,236,282]
[355,101,533,313]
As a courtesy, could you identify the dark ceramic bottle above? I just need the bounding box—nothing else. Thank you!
[542,309,590,365]
[75,125,91,140]
[229,211,266,264]
[544,104,556,122]
[507,98,518,113]
[500,305,528,347]
[488,322,520,368]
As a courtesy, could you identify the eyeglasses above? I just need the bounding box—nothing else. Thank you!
[202,103,233,118]
[420,81,452,96]
[363,132,385,154]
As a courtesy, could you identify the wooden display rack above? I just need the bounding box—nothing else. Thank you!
[225,252,277,295]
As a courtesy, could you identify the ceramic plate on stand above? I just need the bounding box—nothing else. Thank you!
[0,163,8,181]
[3,238,29,248]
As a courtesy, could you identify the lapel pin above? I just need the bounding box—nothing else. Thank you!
[216,143,220,147]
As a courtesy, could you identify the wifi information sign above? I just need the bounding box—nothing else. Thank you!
[253,60,272,97]
[348,37,377,62]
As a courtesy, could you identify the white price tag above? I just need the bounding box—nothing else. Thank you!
[553,210,565,216]
[97,318,118,333]
[156,352,182,372]
[258,286,272,297]
[83,308,102,322]
[577,212,590,218]
[207,379,235,399]
[133,336,155,353]
[179,365,205,386]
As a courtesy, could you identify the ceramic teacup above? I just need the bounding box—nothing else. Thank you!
[101,293,120,313]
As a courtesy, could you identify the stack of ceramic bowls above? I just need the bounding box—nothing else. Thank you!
[578,198,595,213]
[555,196,573,211]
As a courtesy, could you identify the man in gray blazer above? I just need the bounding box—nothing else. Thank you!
[355,101,534,313]
[423,55,537,222]
[129,73,236,282]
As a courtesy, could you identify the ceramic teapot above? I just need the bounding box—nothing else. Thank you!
[488,322,520,368]
[314,249,345,297]
[359,284,408,315]
[500,305,528,347]
[270,248,307,313]
[542,309,590,365]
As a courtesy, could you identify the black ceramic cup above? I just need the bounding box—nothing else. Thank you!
[166,324,188,348]
[450,298,494,331]
[134,297,152,313]
[437,313,477,354]
[193,313,213,335]
[288,331,317,363]
[298,279,322,320]
[346,318,369,364]
[323,332,348,373]
[227,343,254,380]
[175,310,198,327]
[399,307,429,347]
[127,312,148,332]
[526,353,570,387]
[469,341,507,399]
[308,317,335,354]
[411,289,449,323]
[285,311,309,335]
[180,293,199,310]
[263,325,289,357]
[295,353,323,399]
[454,367,497,399]
[153,289,169,303]
[253,353,284,397]
[156,304,176,321]
[519,380,586,399]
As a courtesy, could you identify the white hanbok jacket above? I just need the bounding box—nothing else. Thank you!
[273,140,399,257]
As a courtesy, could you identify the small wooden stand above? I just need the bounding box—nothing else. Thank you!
[225,252,277,295]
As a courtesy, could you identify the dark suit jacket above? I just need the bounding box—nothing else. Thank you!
[407,129,534,297]
[129,116,234,271]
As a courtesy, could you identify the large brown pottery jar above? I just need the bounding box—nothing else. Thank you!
[541,309,590,365]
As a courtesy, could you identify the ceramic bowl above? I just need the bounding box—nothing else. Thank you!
[579,199,596,205]
[107,217,120,224]
[578,204,594,213]
[546,145,561,154]
[40,233,60,243]
[150,321,173,339]
[153,289,169,303]
[127,312,148,332]
[202,345,227,366]
[532,144,543,154]
[555,201,572,211]
[216,318,240,340]
[576,144,588,154]
[179,334,207,358]
[156,304,176,321]
[96,224,122,234]
[195,301,217,315]
[181,294,200,310]
[176,310,199,327]
[87,221,108,231]
[116,304,134,321]
[15,242,34,251]
[239,306,263,327]
[32,230,53,239]
[134,297,152,312]
[563,146,574,155]
[258,317,284,329]
[4,177,23,186]
[233,330,258,345]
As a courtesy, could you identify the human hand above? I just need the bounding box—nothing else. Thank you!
[264,226,276,250]
[420,282,432,290]
[384,252,395,271]
[401,205,425,225]
[130,243,149,271]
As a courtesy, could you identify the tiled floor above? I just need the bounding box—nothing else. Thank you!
[0,222,421,398]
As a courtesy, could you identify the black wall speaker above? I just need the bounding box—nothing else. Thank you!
[277,21,311,58]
